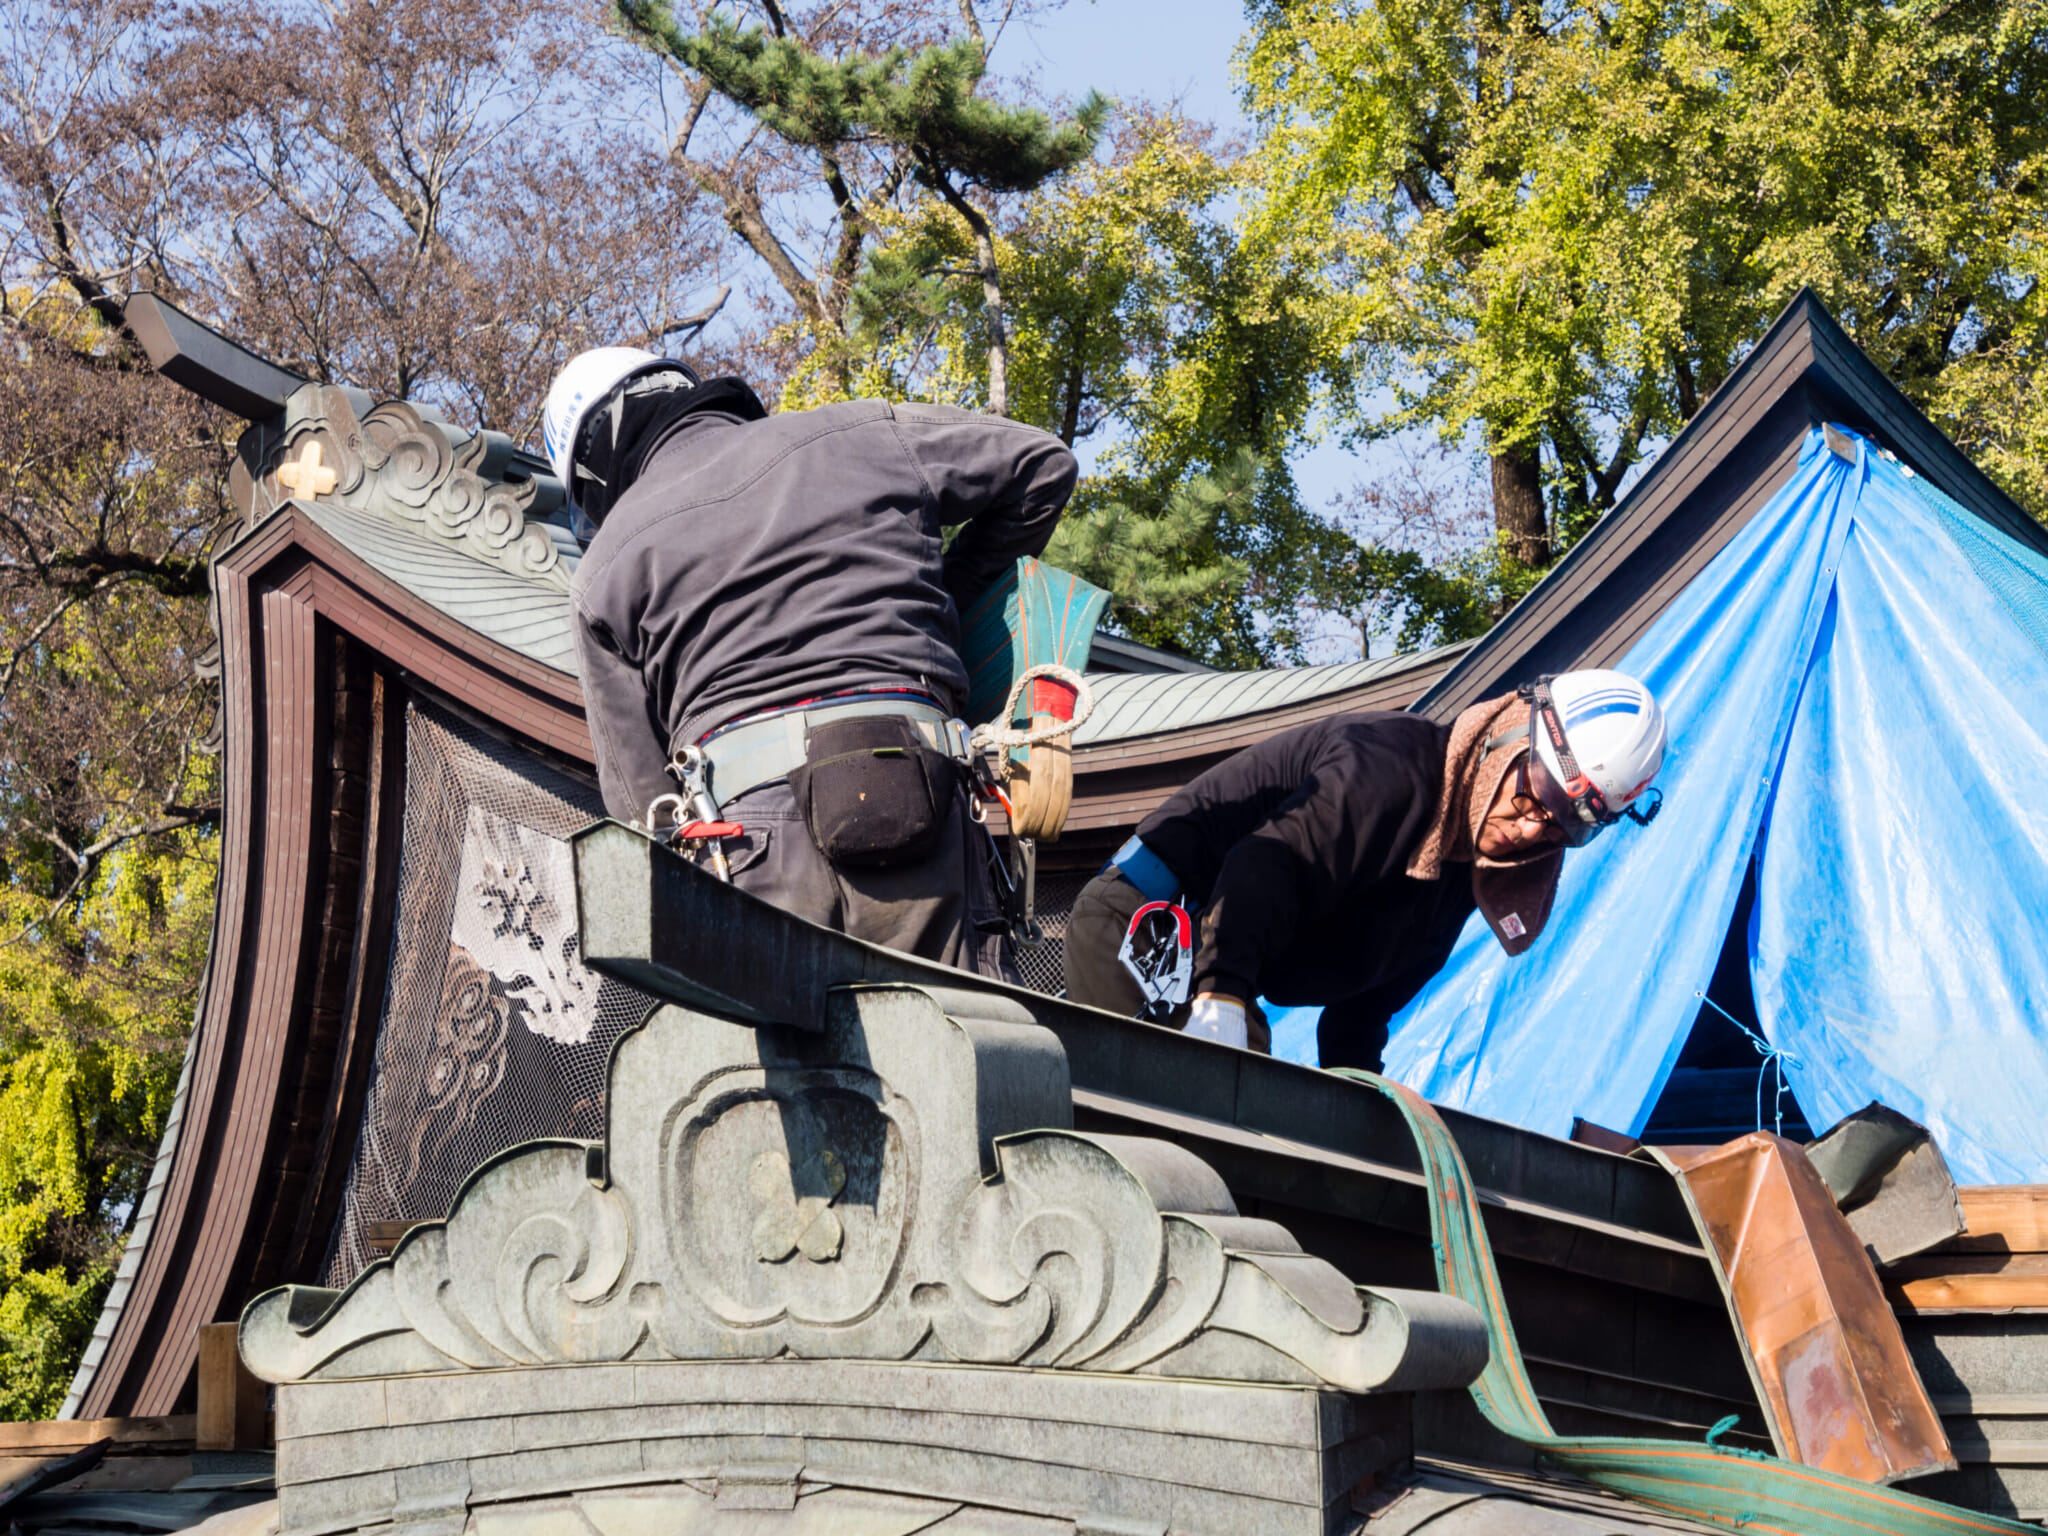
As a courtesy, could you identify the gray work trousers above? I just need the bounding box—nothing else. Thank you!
[1061,868,1270,1052]
[690,779,1015,980]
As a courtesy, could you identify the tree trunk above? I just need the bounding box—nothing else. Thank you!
[1492,441,1548,566]
[938,179,1009,417]
[1058,316,1087,444]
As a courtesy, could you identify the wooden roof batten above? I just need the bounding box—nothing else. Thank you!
[1417,288,2048,719]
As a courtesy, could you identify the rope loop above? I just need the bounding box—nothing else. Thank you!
[1696,992,1804,1135]
[968,663,1096,753]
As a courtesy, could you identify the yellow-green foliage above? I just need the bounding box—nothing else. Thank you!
[1241,0,2048,520]
[0,822,208,1417]
[0,320,221,1414]
[804,117,1372,663]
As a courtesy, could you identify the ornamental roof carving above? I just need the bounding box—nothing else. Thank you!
[232,384,577,594]
[238,828,1489,1395]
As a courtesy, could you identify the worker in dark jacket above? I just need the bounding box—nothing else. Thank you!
[547,347,1076,975]
[1062,671,1667,1067]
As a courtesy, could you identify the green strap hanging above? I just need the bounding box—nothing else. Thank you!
[1326,1068,2033,1536]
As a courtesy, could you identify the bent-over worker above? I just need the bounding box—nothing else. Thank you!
[550,348,1076,976]
[1062,670,1667,1066]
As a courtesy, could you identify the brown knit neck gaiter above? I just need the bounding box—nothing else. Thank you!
[1406,692,1528,882]
[1406,691,1565,957]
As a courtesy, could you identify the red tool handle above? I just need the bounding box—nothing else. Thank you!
[675,821,742,840]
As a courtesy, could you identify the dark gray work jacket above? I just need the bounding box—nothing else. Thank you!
[570,400,1075,825]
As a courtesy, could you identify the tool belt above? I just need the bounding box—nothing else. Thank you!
[695,697,970,869]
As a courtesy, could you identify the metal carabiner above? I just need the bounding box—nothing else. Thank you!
[668,744,733,882]
[644,792,690,840]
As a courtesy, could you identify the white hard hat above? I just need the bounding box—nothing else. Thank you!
[541,346,682,505]
[1522,669,1666,846]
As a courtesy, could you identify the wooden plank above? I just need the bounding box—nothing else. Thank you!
[194,1324,266,1451]
[0,1439,110,1514]
[1930,1394,2048,1416]
[1945,1187,2048,1254]
[1949,1440,2048,1466]
[363,1220,432,1255]
[194,1324,237,1451]
[0,1416,192,1451]
[1887,1253,2048,1313]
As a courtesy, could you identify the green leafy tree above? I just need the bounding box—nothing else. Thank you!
[615,0,1105,412]
[1242,0,2048,564]
[0,297,224,1415]
[0,826,206,1419]
[819,116,1375,664]
[1320,441,1537,656]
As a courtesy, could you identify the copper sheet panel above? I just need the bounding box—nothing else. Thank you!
[1654,1133,1955,1483]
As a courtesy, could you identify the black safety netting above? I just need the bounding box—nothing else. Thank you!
[321,701,658,1285]
[322,702,1089,1285]
[1008,869,1089,998]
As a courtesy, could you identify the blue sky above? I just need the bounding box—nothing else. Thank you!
[999,0,1255,136]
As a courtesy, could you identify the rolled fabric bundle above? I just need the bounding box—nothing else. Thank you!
[1005,676,1077,841]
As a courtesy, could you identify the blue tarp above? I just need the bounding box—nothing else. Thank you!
[1383,427,2048,1184]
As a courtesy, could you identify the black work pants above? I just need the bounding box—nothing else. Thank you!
[691,780,1015,980]
[1061,868,1270,1053]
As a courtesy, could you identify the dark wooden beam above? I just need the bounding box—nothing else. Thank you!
[123,294,306,423]
[74,510,592,1418]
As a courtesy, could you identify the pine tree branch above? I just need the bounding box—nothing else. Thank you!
[671,74,715,161]
[956,0,985,53]
[819,150,867,299]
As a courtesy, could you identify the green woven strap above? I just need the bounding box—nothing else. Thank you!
[1327,1067,2034,1536]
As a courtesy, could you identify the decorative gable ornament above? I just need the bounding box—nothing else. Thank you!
[239,827,1490,1395]
[233,383,575,593]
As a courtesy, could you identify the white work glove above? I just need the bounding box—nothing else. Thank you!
[1183,994,1248,1050]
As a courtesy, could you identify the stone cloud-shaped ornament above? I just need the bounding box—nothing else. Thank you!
[235,383,576,592]
[239,985,1488,1394]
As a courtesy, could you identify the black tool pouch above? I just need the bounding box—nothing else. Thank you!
[788,715,954,867]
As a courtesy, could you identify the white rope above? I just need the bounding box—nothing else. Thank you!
[1695,992,1804,1136]
[969,663,1096,752]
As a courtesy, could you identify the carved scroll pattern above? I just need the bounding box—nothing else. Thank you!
[241,991,1488,1395]
[251,385,572,591]
[402,946,512,1187]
